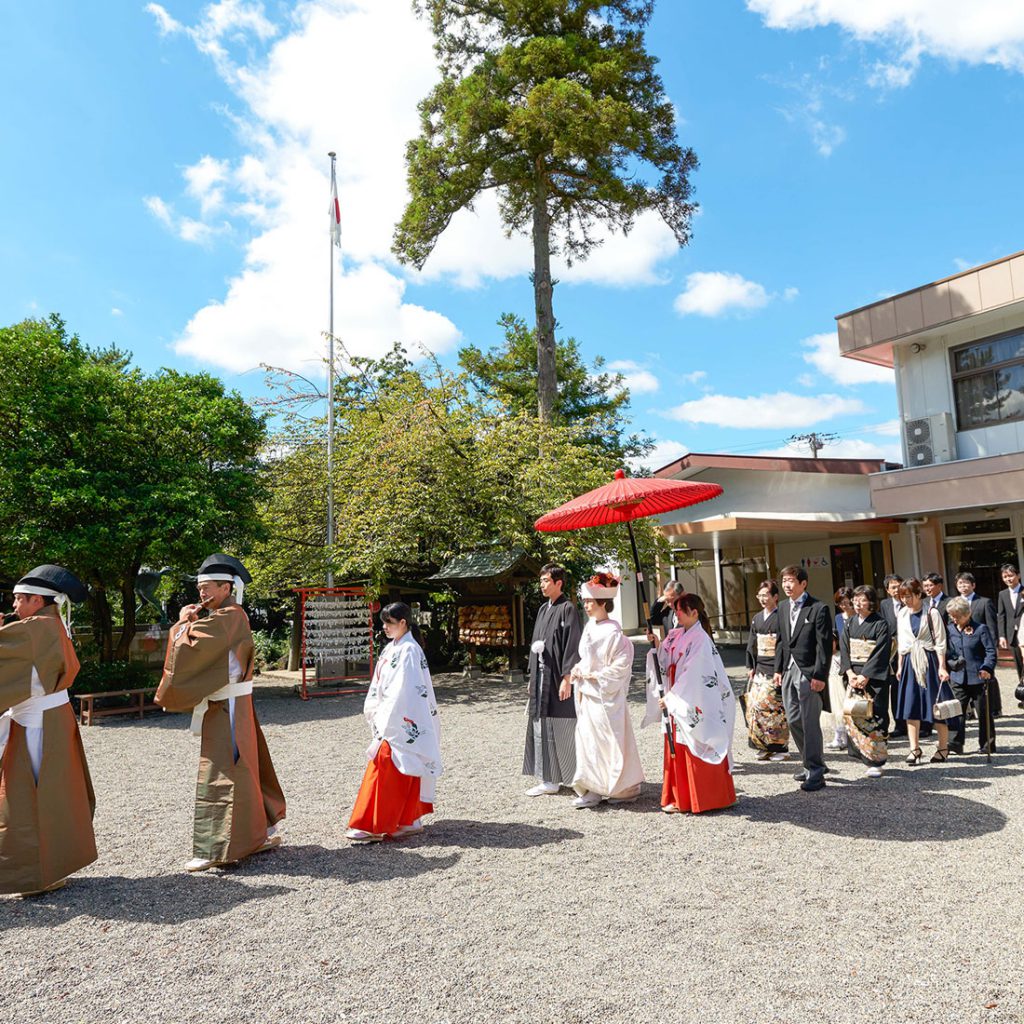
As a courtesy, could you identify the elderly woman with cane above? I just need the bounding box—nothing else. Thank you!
[946,596,997,756]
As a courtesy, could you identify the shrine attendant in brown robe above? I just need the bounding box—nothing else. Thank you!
[157,554,286,872]
[0,564,96,896]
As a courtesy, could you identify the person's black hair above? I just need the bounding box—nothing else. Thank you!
[1001,563,1020,575]
[852,584,878,611]
[780,565,807,584]
[380,601,423,645]
[541,564,567,585]
[923,572,944,586]
[956,571,976,586]
[674,592,714,639]
[883,573,903,587]
[757,579,779,597]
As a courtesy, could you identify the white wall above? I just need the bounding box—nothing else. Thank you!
[773,539,834,604]
[658,466,874,528]
[896,306,1024,462]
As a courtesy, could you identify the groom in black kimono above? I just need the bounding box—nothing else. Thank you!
[523,564,582,796]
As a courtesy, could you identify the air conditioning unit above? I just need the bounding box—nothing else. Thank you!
[903,412,956,466]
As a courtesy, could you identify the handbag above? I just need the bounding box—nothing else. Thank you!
[933,698,962,721]
[842,692,873,717]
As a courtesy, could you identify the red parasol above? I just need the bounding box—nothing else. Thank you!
[535,468,723,755]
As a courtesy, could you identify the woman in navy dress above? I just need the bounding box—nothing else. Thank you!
[895,578,958,764]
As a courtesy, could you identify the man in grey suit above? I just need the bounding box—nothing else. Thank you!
[773,565,834,792]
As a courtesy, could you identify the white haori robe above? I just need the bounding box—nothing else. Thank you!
[365,632,443,802]
[570,618,644,799]
[643,624,736,767]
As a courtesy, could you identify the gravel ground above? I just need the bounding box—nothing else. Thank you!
[4,645,1024,1024]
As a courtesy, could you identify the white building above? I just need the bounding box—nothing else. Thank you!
[837,248,1024,599]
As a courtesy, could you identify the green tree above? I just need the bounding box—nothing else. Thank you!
[394,0,697,423]
[0,317,267,660]
[251,346,663,593]
[458,312,651,463]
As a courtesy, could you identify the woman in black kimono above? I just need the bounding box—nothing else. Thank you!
[744,579,789,760]
[839,584,892,779]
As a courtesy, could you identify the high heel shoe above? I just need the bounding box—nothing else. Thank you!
[930,747,949,763]
[905,748,923,765]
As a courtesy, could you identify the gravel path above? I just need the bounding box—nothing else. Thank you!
[5,647,1024,1023]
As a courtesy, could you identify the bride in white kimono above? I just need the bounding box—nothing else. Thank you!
[570,574,644,808]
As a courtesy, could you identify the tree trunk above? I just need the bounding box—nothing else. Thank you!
[115,569,140,661]
[532,163,557,423]
[288,591,303,672]
[90,587,114,663]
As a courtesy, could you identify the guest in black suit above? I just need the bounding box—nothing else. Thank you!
[922,572,950,624]
[647,580,683,643]
[880,574,905,736]
[996,563,1024,692]
[946,596,997,755]
[773,565,833,792]
[955,572,1002,716]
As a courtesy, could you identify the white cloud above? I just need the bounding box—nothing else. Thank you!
[801,331,893,385]
[146,3,184,36]
[607,360,660,396]
[666,391,867,429]
[184,155,230,216]
[863,417,901,437]
[679,370,707,385]
[145,0,683,371]
[143,195,173,227]
[632,439,690,472]
[111,307,124,317]
[674,272,770,317]
[748,1,1024,84]
[797,372,817,388]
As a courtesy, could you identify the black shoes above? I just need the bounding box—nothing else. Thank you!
[800,778,826,791]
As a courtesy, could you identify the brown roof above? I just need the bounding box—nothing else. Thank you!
[654,452,894,479]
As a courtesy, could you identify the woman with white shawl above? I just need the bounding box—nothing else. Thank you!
[346,602,442,843]
[894,577,958,765]
[643,592,737,814]
[569,573,644,808]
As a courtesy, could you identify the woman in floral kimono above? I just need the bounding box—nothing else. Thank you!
[743,579,789,761]
[823,587,854,752]
[839,585,891,779]
[569,573,643,808]
[346,602,442,843]
[895,578,958,765]
[644,593,736,814]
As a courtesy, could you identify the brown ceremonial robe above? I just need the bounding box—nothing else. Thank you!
[156,600,286,863]
[0,607,97,894]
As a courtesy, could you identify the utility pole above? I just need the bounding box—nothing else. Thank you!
[787,431,838,458]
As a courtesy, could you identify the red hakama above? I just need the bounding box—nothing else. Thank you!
[661,725,736,813]
[348,741,434,835]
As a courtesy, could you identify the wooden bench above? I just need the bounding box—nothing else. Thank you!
[77,687,158,726]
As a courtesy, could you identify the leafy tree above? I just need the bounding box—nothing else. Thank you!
[251,346,664,594]
[0,317,267,660]
[458,312,651,463]
[394,0,697,422]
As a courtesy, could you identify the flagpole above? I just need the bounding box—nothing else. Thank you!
[326,151,336,588]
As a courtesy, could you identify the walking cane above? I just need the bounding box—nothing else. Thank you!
[983,676,994,764]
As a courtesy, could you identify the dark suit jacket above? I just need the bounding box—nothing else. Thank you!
[774,594,834,711]
[967,593,998,640]
[880,597,903,673]
[947,621,997,688]
[997,587,1024,644]
[926,592,949,625]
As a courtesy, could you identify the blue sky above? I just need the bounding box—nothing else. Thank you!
[4,0,1024,469]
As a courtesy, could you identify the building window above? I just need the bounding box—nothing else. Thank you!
[951,330,1024,430]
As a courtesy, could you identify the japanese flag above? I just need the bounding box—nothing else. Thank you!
[329,162,341,247]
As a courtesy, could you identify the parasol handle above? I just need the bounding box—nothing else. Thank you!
[626,521,675,757]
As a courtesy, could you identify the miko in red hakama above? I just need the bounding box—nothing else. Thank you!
[346,627,442,840]
[645,622,737,814]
